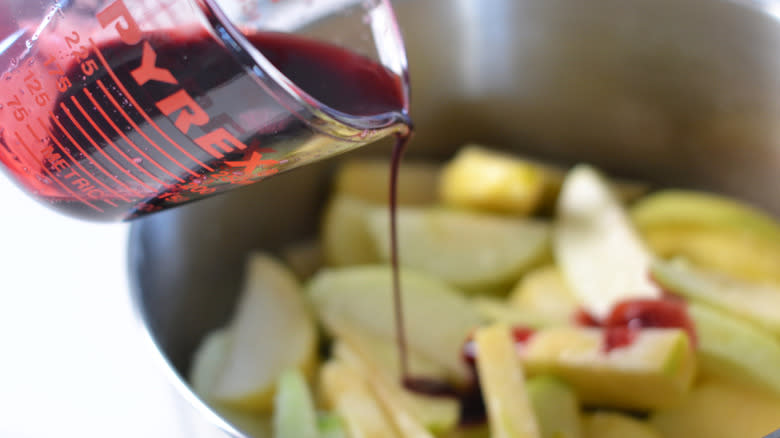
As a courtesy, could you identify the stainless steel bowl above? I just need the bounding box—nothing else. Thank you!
[128,0,780,436]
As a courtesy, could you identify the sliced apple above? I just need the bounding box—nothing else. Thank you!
[189,329,274,436]
[333,159,440,206]
[686,302,780,396]
[366,206,550,292]
[438,145,553,216]
[474,324,541,438]
[553,165,661,320]
[318,413,347,438]
[582,413,661,438]
[652,259,780,336]
[324,319,451,381]
[521,327,695,410]
[631,189,780,284]
[473,297,559,329]
[273,369,319,438]
[307,265,482,384]
[334,341,458,438]
[319,360,401,438]
[650,379,780,438]
[321,195,378,266]
[509,265,579,325]
[190,328,232,400]
[209,253,317,413]
[526,376,582,438]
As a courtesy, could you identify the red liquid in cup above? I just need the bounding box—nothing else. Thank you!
[0,30,407,220]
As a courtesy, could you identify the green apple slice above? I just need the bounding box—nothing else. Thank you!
[320,360,400,438]
[521,327,695,410]
[473,297,559,329]
[334,341,457,438]
[650,379,780,438]
[509,265,579,325]
[321,196,378,266]
[553,165,661,320]
[210,253,318,413]
[318,413,348,438]
[474,325,541,438]
[273,369,319,438]
[631,189,780,284]
[686,302,780,396]
[652,259,780,336]
[307,265,482,384]
[318,413,347,438]
[366,206,550,292]
[582,413,661,438]
[527,376,582,438]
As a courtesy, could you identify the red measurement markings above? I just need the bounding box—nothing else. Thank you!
[14,130,104,213]
[60,100,147,197]
[26,124,43,142]
[93,81,187,183]
[54,105,140,199]
[225,150,279,177]
[81,89,169,187]
[90,39,214,174]
[40,117,121,206]
[68,96,156,192]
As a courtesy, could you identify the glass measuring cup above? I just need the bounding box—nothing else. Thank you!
[0,0,410,221]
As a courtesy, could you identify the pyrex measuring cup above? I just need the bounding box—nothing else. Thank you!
[0,0,410,221]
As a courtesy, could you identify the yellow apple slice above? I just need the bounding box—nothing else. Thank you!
[320,360,401,438]
[650,379,780,438]
[474,324,541,438]
[554,165,661,320]
[631,189,780,284]
[509,265,579,325]
[366,206,550,292]
[209,253,317,413]
[438,145,552,216]
[582,413,661,438]
[652,259,780,336]
[521,327,695,410]
[307,265,482,384]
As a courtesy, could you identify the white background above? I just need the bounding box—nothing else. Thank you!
[0,172,188,437]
